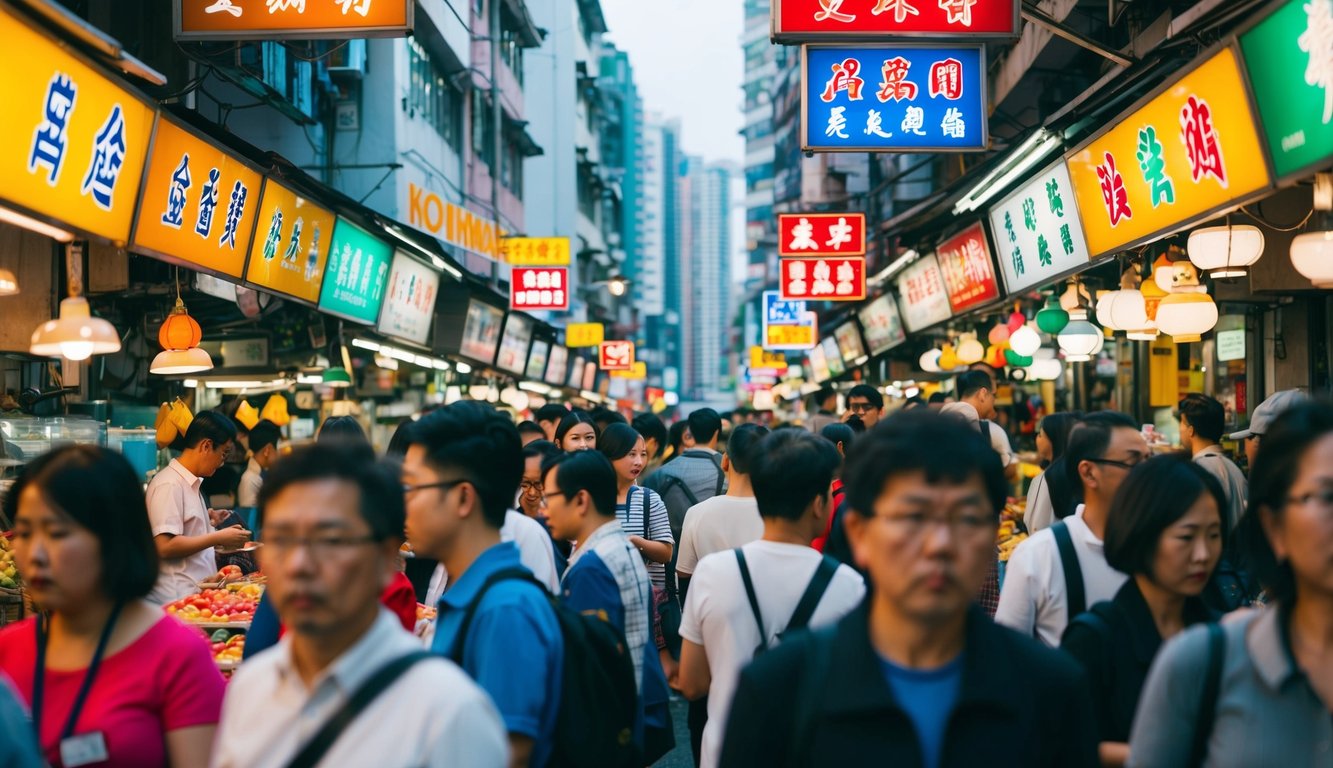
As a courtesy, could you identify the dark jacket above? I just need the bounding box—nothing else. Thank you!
[720,603,1099,768]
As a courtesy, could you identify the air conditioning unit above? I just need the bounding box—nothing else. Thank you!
[326,40,368,83]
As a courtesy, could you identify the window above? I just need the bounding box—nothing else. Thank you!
[472,90,495,168]
[500,28,524,87]
[407,39,462,150]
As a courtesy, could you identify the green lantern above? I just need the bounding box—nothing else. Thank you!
[1004,349,1034,368]
[1036,295,1070,335]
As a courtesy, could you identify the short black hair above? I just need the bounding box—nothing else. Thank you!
[317,415,369,447]
[665,420,690,460]
[248,419,281,454]
[1239,401,1333,604]
[5,445,158,600]
[750,429,841,521]
[260,442,404,543]
[725,423,769,475]
[820,422,856,452]
[535,403,568,423]
[928,392,949,404]
[183,410,238,450]
[1178,393,1225,443]
[407,401,524,529]
[1064,411,1141,491]
[1039,411,1084,461]
[1104,454,1228,578]
[844,410,1007,521]
[523,439,563,464]
[687,408,722,445]
[591,408,628,430]
[542,450,618,520]
[811,386,837,409]
[554,410,599,447]
[517,420,545,437]
[903,396,927,410]
[632,413,668,458]
[846,384,884,410]
[598,422,643,462]
[385,419,416,459]
[957,370,994,399]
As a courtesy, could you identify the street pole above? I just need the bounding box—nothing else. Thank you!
[490,0,502,290]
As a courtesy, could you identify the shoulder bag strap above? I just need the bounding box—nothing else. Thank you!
[449,567,544,663]
[1188,623,1227,768]
[662,474,701,508]
[711,454,725,497]
[734,549,767,650]
[785,556,839,634]
[1051,521,1086,618]
[284,651,435,768]
[634,486,648,540]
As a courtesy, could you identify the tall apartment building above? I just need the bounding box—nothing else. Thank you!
[679,158,733,401]
[742,0,778,274]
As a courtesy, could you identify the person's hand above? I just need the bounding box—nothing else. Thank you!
[660,649,679,689]
[208,508,230,527]
[213,525,251,550]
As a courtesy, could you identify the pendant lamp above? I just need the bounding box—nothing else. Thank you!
[956,335,985,365]
[1057,319,1101,362]
[1008,324,1042,357]
[1188,223,1264,279]
[322,321,352,388]
[1036,295,1070,335]
[1096,269,1149,332]
[1059,279,1092,320]
[152,270,213,375]
[1291,181,1333,286]
[0,268,17,296]
[919,348,943,373]
[30,243,121,361]
[1155,292,1218,343]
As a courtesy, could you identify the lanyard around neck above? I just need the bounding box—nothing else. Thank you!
[32,600,125,742]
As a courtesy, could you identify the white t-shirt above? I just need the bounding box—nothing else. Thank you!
[679,540,866,768]
[675,495,763,576]
[1023,470,1055,533]
[995,506,1128,646]
[145,459,217,604]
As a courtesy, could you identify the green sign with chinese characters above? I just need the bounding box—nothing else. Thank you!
[318,217,392,324]
[1240,0,1333,179]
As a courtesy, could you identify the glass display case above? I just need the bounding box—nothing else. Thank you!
[0,417,108,517]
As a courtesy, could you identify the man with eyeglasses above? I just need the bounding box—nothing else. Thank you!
[843,384,884,429]
[997,411,1148,646]
[719,411,1097,767]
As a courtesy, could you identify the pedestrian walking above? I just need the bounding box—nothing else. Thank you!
[844,384,885,429]
[805,387,839,433]
[1024,411,1083,533]
[599,423,674,592]
[675,424,769,595]
[641,408,727,545]
[554,410,599,452]
[1178,393,1248,530]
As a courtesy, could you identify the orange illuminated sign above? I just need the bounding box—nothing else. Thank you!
[405,181,504,260]
[244,178,337,304]
[175,0,412,40]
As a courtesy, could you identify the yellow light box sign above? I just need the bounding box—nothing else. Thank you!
[1066,47,1271,258]
[244,178,336,305]
[566,323,604,347]
[503,237,571,265]
[611,362,647,380]
[0,6,154,244]
[132,115,264,278]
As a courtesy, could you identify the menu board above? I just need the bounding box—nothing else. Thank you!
[936,221,1001,313]
[567,356,586,389]
[526,339,551,381]
[318,217,392,324]
[834,322,866,365]
[244,178,336,304]
[459,299,504,363]
[896,253,952,332]
[858,293,907,355]
[545,345,569,387]
[582,360,598,391]
[496,313,533,375]
[821,337,846,378]
[807,343,830,383]
[377,250,439,345]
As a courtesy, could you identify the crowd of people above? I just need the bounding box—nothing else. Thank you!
[0,376,1331,768]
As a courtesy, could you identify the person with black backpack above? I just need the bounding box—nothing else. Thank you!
[674,429,865,768]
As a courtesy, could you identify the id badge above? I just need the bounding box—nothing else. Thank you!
[59,732,109,767]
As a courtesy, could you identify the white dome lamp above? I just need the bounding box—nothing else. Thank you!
[956,334,985,365]
[1188,223,1265,280]
[30,244,121,361]
[918,348,943,373]
[1008,323,1042,357]
[1291,175,1333,288]
[1096,268,1149,332]
[1057,319,1102,362]
[1155,292,1219,343]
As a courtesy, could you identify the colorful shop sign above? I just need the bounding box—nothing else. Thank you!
[610,361,648,380]
[502,237,571,265]
[2,6,154,244]
[599,340,635,372]
[566,322,604,348]
[1239,0,1333,180]
[175,0,412,41]
[778,213,867,256]
[780,256,867,301]
[936,221,1001,313]
[244,177,336,303]
[405,180,503,261]
[377,250,439,346]
[762,290,818,350]
[1065,47,1272,258]
[857,292,907,354]
[801,44,987,152]
[896,252,951,331]
[510,267,570,311]
[986,160,1092,295]
[773,0,1020,41]
[318,217,392,324]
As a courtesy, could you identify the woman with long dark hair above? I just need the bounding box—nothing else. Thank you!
[1025,411,1084,532]
[599,423,674,586]
[554,410,598,452]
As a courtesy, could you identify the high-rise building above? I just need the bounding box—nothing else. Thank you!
[679,158,733,400]
[742,0,779,273]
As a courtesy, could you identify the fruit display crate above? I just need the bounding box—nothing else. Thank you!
[193,621,253,631]
[0,586,27,628]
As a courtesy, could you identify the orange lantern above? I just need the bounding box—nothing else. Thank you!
[158,298,202,351]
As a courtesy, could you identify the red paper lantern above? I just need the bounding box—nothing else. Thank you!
[158,300,202,351]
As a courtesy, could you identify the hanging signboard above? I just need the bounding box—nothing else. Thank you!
[857,292,907,354]
[935,221,1001,313]
[502,237,571,265]
[175,0,412,41]
[801,44,987,152]
[772,0,1020,42]
[1238,0,1333,181]
[749,346,789,374]
[244,177,336,304]
[496,313,534,375]
[377,250,439,346]
[834,322,867,366]
[780,256,867,301]
[544,345,569,387]
[807,342,831,383]
[896,252,951,331]
[599,340,635,372]
[611,361,648,380]
[777,213,866,256]
[510,267,569,311]
[1,6,155,245]
[1065,47,1272,258]
[822,337,847,377]
[404,180,503,261]
[526,339,551,380]
[318,217,392,324]
[986,160,1092,295]
[762,291,819,350]
[566,322,604,347]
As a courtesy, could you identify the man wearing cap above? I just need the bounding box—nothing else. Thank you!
[1230,389,1310,470]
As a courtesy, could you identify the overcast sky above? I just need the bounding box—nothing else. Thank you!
[599,0,746,165]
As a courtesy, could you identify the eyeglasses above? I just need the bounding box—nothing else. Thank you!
[1088,456,1147,471]
[847,402,876,414]
[261,534,378,558]
[402,479,469,496]
[540,490,567,506]
[874,510,996,540]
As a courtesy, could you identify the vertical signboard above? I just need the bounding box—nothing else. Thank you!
[244,178,336,303]
[318,217,392,324]
[377,250,439,346]
[895,252,952,331]
[778,213,866,256]
[545,345,569,387]
[772,0,1020,41]
[935,221,1001,313]
[780,256,867,301]
[496,313,534,374]
[986,160,1092,295]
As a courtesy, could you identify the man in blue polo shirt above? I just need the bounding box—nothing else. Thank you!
[404,401,563,768]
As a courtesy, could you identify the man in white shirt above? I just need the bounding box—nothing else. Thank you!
[213,442,507,768]
[675,424,770,596]
[1178,393,1248,530]
[146,411,250,604]
[675,429,866,768]
[996,411,1148,645]
[236,419,281,510]
[945,370,1018,479]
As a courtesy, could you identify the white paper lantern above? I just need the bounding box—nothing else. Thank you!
[1031,358,1065,381]
[1291,229,1333,288]
[919,349,943,373]
[1057,320,1101,361]
[1155,292,1218,343]
[956,336,985,365]
[1126,321,1159,341]
[1096,289,1149,332]
[1188,224,1264,278]
[1008,324,1041,356]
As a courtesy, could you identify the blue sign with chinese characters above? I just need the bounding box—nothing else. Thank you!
[801,44,987,152]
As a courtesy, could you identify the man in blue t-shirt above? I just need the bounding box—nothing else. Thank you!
[404,402,563,768]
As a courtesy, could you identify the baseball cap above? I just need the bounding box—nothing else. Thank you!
[1228,389,1310,441]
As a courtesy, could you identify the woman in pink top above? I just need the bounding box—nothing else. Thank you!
[0,445,225,767]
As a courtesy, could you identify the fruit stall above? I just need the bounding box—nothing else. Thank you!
[163,566,263,674]
[0,532,28,628]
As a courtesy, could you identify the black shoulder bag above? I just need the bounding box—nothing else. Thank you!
[735,549,839,656]
[1051,520,1087,620]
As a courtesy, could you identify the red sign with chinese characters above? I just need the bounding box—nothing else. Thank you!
[599,340,635,371]
[935,221,1001,313]
[778,213,867,257]
[780,257,867,302]
[510,267,569,311]
[773,0,1019,41]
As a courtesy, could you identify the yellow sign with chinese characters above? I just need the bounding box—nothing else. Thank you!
[766,323,815,349]
[132,115,264,278]
[750,346,787,371]
[503,237,571,265]
[610,362,647,380]
[1066,47,1271,258]
[566,323,604,348]
[244,178,337,304]
[0,6,154,244]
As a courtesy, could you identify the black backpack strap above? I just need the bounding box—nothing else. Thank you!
[1189,623,1227,768]
[1051,521,1086,619]
[734,549,767,650]
[449,567,547,664]
[660,474,702,508]
[786,556,839,634]
[284,651,434,768]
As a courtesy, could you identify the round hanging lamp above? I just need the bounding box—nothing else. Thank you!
[1188,224,1264,279]
[938,344,960,370]
[1059,281,1092,320]
[1036,296,1070,334]
[150,347,214,375]
[1004,349,1034,368]
[30,297,122,361]
[0,268,18,296]
[322,367,352,388]
[1291,229,1333,288]
[1155,292,1218,343]
[1057,319,1101,362]
[918,348,943,373]
[956,335,985,365]
[1008,324,1042,357]
[987,322,1010,345]
[158,297,203,351]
